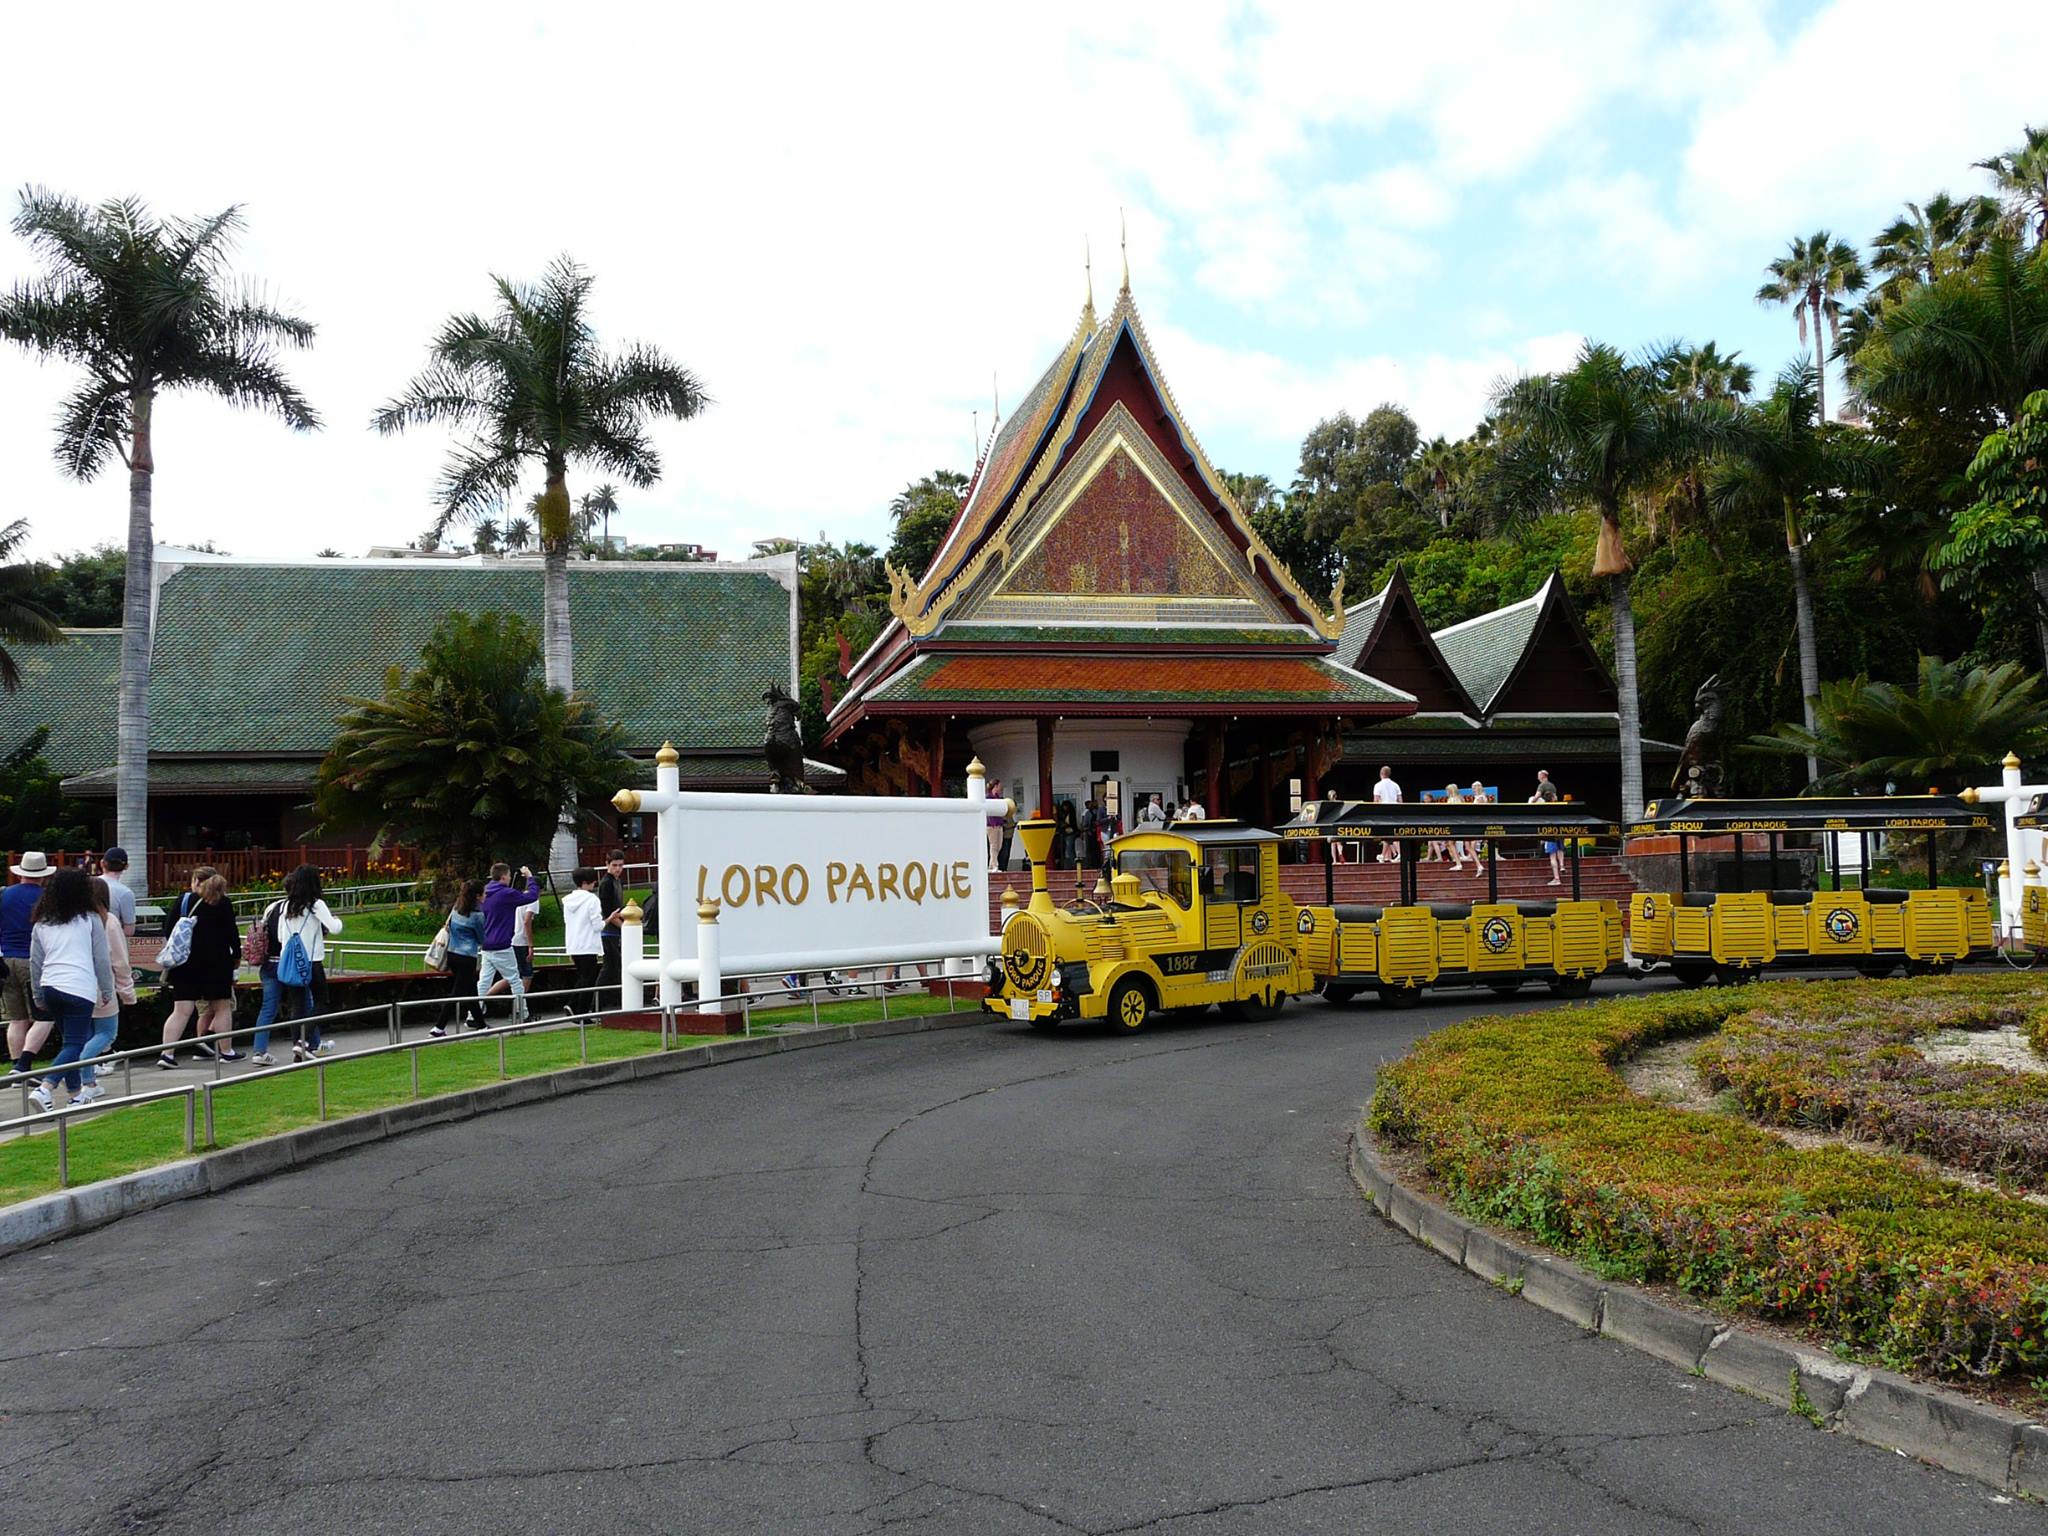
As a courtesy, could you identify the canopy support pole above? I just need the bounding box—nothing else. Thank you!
[1569,839,1581,900]
[1767,832,1779,891]
[1678,835,1690,893]
[1324,851,1334,906]
[1928,829,1938,890]
[1487,842,1498,904]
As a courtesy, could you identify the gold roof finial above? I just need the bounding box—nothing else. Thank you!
[2004,750,2023,770]
[656,741,679,767]
[1960,787,1980,804]
[612,788,642,813]
[697,897,721,923]
[966,756,986,780]
[620,900,643,924]
[1119,207,1130,291]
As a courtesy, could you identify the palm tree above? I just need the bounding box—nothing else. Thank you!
[1756,232,1867,422]
[1708,361,1892,784]
[375,257,707,873]
[582,483,620,555]
[1870,192,2001,299]
[0,519,62,691]
[1411,437,1461,528]
[504,516,533,552]
[471,517,501,556]
[0,190,317,893]
[1490,342,1728,820]
[1750,656,2048,792]
[1647,341,1753,545]
[1977,125,2048,247]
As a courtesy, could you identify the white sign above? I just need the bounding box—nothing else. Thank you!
[671,794,994,968]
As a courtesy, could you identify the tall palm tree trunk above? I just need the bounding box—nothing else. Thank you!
[2032,563,2048,672]
[1609,573,1644,824]
[538,466,580,880]
[1809,295,1828,423]
[1785,517,1823,786]
[116,389,155,898]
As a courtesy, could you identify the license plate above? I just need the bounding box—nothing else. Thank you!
[1036,989,1054,1004]
[1010,998,1031,1020]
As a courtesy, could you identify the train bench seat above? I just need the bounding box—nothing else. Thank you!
[1767,890,1811,905]
[1864,888,1912,904]
[1514,901,1556,918]
[1333,905,1383,923]
[1428,902,1473,920]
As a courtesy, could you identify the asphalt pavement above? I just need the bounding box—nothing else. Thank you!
[1,978,2039,1533]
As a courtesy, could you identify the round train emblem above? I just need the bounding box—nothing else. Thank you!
[1250,909,1271,936]
[1640,896,1658,922]
[1479,916,1514,954]
[1297,909,1316,935]
[1823,907,1860,943]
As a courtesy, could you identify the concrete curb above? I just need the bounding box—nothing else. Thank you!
[1347,1129,2041,1497]
[0,1010,988,1261]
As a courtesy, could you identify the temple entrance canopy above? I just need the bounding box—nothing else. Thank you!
[826,279,1413,834]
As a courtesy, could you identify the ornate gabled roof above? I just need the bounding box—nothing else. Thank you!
[884,284,1344,641]
[1431,572,1615,717]
[864,653,1411,714]
[1333,566,1478,717]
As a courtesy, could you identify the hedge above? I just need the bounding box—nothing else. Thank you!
[1369,974,2048,1379]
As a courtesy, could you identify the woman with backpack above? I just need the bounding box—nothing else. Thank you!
[24,868,115,1113]
[248,865,343,1065]
[73,876,137,1104]
[157,873,241,1067]
[157,866,216,1063]
[432,880,487,1038]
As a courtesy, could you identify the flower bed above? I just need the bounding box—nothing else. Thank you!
[1692,984,2048,1188]
[1368,974,2048,1379]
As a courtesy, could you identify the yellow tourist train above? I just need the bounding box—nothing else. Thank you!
[983,801,1625,1033]
[1626,795,1997,984]
[2014,795,2048,953]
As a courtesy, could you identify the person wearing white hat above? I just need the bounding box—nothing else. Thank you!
[4,852,55,1075]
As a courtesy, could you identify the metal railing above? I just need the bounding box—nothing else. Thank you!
[1,963,989,1188]
[227,879,429,919]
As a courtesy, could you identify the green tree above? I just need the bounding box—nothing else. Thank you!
[503,516,533,552]
[1491,343,1728,820]
[581,482,620,554]
[1708,361,1893,783]
[0,520,62,692]
[886,469,967,579]
[26,545,124,627]
[471,516,501,555]
[1935,387,2048,641]
[1870,192,2001,300]
[0,189,318,894]
[312,611,625,897]
[374,256,708,875]
[1976,125,2048,246]
[1756,232,1867,422]
[0,726,91,850]
[1749,655,2048,791]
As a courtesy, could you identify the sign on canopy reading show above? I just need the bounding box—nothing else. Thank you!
[674,798,992,969]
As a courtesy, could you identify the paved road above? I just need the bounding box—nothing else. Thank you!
[2,982,2038,1533]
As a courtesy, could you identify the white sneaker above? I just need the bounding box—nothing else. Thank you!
[30,1084,55,1113]
[73,1083,105,1106]
[428,1026,447,1038]
[315,1042,336,1055]
[249,1052,273,1066]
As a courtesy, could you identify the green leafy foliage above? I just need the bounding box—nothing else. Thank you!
[312,611,627,884]
[0,517,61,692]
[23,544,123,628]
[887,470,966,581]
[1370,974,2048,1379]
[0,725,92,849]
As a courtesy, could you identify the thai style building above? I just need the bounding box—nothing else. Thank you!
[824,280,1415,828]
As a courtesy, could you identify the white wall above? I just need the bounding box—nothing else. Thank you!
[967,719,1194,868]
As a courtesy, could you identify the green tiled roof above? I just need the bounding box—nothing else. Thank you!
[1344,727,1684,758]
[1332,592,1385,671]
[62,759,317,795]
[1,560,794,777]
[0,630,120,774]
[1432,589,1544,712]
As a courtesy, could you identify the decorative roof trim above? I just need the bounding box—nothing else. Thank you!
[1336,565,1481,717]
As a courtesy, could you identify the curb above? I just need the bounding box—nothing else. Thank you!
[1347,1129,2045,1498]
[0,1011,988,1262]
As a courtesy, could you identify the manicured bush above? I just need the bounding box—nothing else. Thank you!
[1369,974,2048,1379]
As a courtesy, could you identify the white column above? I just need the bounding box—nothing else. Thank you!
[696,900,722,1017]
[620,900,645,1011]
[655,744,684,1008]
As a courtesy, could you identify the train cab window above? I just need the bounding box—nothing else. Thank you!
[1203,847,1261,903]
[1120,850,1193,908]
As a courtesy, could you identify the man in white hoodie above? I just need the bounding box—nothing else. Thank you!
[562,867,606,1018]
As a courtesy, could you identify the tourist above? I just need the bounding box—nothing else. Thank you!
[998,794,1017,869]
[1139,794,1167,829]
[432,880,487,1037]
[1468,781,1491,878]
[986,779,1007,871]
[4,852,55,1078]
[1093,799,1121,863]
[562,867,605,1017]
[158,873,241,1067]
[1078,799,1098,867]
[75,876,135,1103]
[597,854,627,1006]
[1180,799,1206,822]
[1054,800,1078,868]
[478,862,541,1022]
[1442,783,1469,870]
[97,848,137,936]
[488,886,539,1003]
[1372,766,1403,864]
[1530,770,1566,886]
[157,866,215,1062]
[24,868,114,1113]
[249,865,343,1063]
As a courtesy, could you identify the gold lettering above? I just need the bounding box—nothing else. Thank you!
[951,861,972,899]
[878,863,900,903]
[784,864,810,905]
[826,862,848,902]
[753,865,781,905]
[720,865,751,908]
[695,865,709,903]
[902,862,927,905]
[848,864,875,901]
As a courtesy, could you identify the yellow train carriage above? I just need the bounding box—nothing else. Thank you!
[1278,800,1626,1005]
[984,819,1316,1033]
[2014,797,2048,956]
[1627,795,1997,983]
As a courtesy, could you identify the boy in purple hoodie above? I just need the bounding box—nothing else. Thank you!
[478,862,542,1023]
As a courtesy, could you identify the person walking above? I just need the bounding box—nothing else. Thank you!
[597,854,627,1007]
[1530,770,1566,885]
[157,866,216,1062]
[1139,794,1168,829]
[4,852,55,1079]
[562,867,605,1017]
[75,877,136,1103]
[1372,766,1403,864]
[1078,798,1098,869]
[432,880,487,1037]
[1442,783,1469,870]
[251,866,344,1063]
[96,848,137,937]
[478,863,540,1022]
[158,873,241,1067]
[1467,781,1492,879]
[487,890,540,1005]
[986,779,1007,872]
[1054,800,1078,869]
[25,868,115,1113]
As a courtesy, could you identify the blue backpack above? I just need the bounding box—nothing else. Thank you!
[277,921,313,987]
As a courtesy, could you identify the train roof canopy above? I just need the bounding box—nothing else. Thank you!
[1278,799,1617,840]
[2015,793,2048,830]
[1628,795,1994,836]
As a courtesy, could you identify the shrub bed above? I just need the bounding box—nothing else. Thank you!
[1692,985,2048,1188]
[1369,974,2048,1380]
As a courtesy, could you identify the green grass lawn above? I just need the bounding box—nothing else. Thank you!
[324,889,653,974]
[0,1023,714,1208]
[749,991,968,1026]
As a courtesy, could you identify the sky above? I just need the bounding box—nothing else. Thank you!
[2,0,2043,566]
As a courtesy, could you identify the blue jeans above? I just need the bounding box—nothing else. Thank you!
[80,1014,120,1086]
[479,949,527,1019]
[38,989,95,1094]
[252,961,316,1056]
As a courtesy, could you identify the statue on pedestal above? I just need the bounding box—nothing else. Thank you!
[1670,673,1726,798]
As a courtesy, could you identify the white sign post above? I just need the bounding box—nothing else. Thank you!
[614,750,1008,1015]
[1965,751,2047,941]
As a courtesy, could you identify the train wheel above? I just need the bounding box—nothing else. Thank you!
[1107,978,1152,1034]
[1904,958,1955,977]
[1377,985,1422,1008]
[1715,965,1760,988]
[1233,990,1284,1022]
[1028,1015,1061,1033]
[1673,963,1716,989]
[1856,962,1896,980]
[1486,981,1524,996]
[1546,975,1593,999]
[1323,984,1363,1006]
